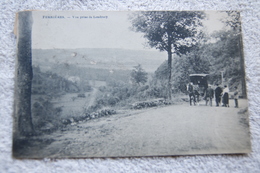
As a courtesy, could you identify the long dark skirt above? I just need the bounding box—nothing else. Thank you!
[223,93,229,106]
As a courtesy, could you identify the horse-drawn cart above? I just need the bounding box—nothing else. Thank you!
[188,74,209,105]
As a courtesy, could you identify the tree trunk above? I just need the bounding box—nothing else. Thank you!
[15,11,34,136]
[238,33,247,99]
[167,33,172,100]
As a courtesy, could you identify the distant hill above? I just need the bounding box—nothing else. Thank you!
[32,48,167,73]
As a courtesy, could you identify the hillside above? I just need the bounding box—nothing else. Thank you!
[32,48,167,73]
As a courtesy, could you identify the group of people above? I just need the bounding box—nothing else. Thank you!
[212,84,231,107]
[187,82,239,108]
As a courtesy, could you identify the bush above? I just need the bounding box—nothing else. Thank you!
[108,97,120,106]
[61,109,117,126]
[131,99,171,110]
[91,79,173,112]
[77,93,86,98]
[31,97,63,133]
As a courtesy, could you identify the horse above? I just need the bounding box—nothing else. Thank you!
[188,91,196,106]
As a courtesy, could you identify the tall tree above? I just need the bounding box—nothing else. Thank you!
[223,11,246,98]
[206,11,246,97]
[15,11,34,136]
[130,11,205,99]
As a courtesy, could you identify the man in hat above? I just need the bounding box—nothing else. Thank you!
[215,84,222,106]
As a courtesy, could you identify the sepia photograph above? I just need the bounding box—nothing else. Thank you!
[13,11,251,158]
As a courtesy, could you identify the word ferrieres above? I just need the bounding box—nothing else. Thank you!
[42,15,108,19]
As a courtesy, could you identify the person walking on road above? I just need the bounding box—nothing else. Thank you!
[193,84,200,105]
[205,85,214,106]
[187,82,196,106]
[222,85,229,107]
[215,84,222,107]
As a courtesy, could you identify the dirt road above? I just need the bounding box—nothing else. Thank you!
[23,99,251,158]
[85,87,98,107]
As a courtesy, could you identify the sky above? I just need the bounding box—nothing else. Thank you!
[32,11,146,50]
[32,11,228,50]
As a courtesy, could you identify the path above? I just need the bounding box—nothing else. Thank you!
[85,87,98,107]
[22,99,251,158]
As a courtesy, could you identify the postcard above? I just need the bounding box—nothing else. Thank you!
[13,11,251,158]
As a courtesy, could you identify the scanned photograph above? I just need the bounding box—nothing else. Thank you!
[13,11,251,158]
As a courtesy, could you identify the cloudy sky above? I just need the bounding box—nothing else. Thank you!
[32,11,227,50]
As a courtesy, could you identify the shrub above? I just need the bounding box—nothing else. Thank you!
[61,109,117,126]
[77,93,86,98]
[131,99,171,110]
[31,96,63,133]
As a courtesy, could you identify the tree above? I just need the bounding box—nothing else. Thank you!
[15,11,34,136]
[130,11,205,99]
[223,11,246,98]
[206,11,246,97]
[172,47,211,93]
[130,64,148,85]
[155,44,211,94]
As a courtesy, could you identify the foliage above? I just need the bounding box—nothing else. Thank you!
[171,45,211,93]
[152,11,245,95]
[154,45,211,94]
[131,99,172,110]
[32,66,81,95]
[207,30,242,84]
[130,11,205,99]
[90,78,170,112]
[220,11,246,97]
[130,11,205,54]
[221,11,241,31]
[31,96,63,133]
[130,64,148,85]
[61,109,117,126]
